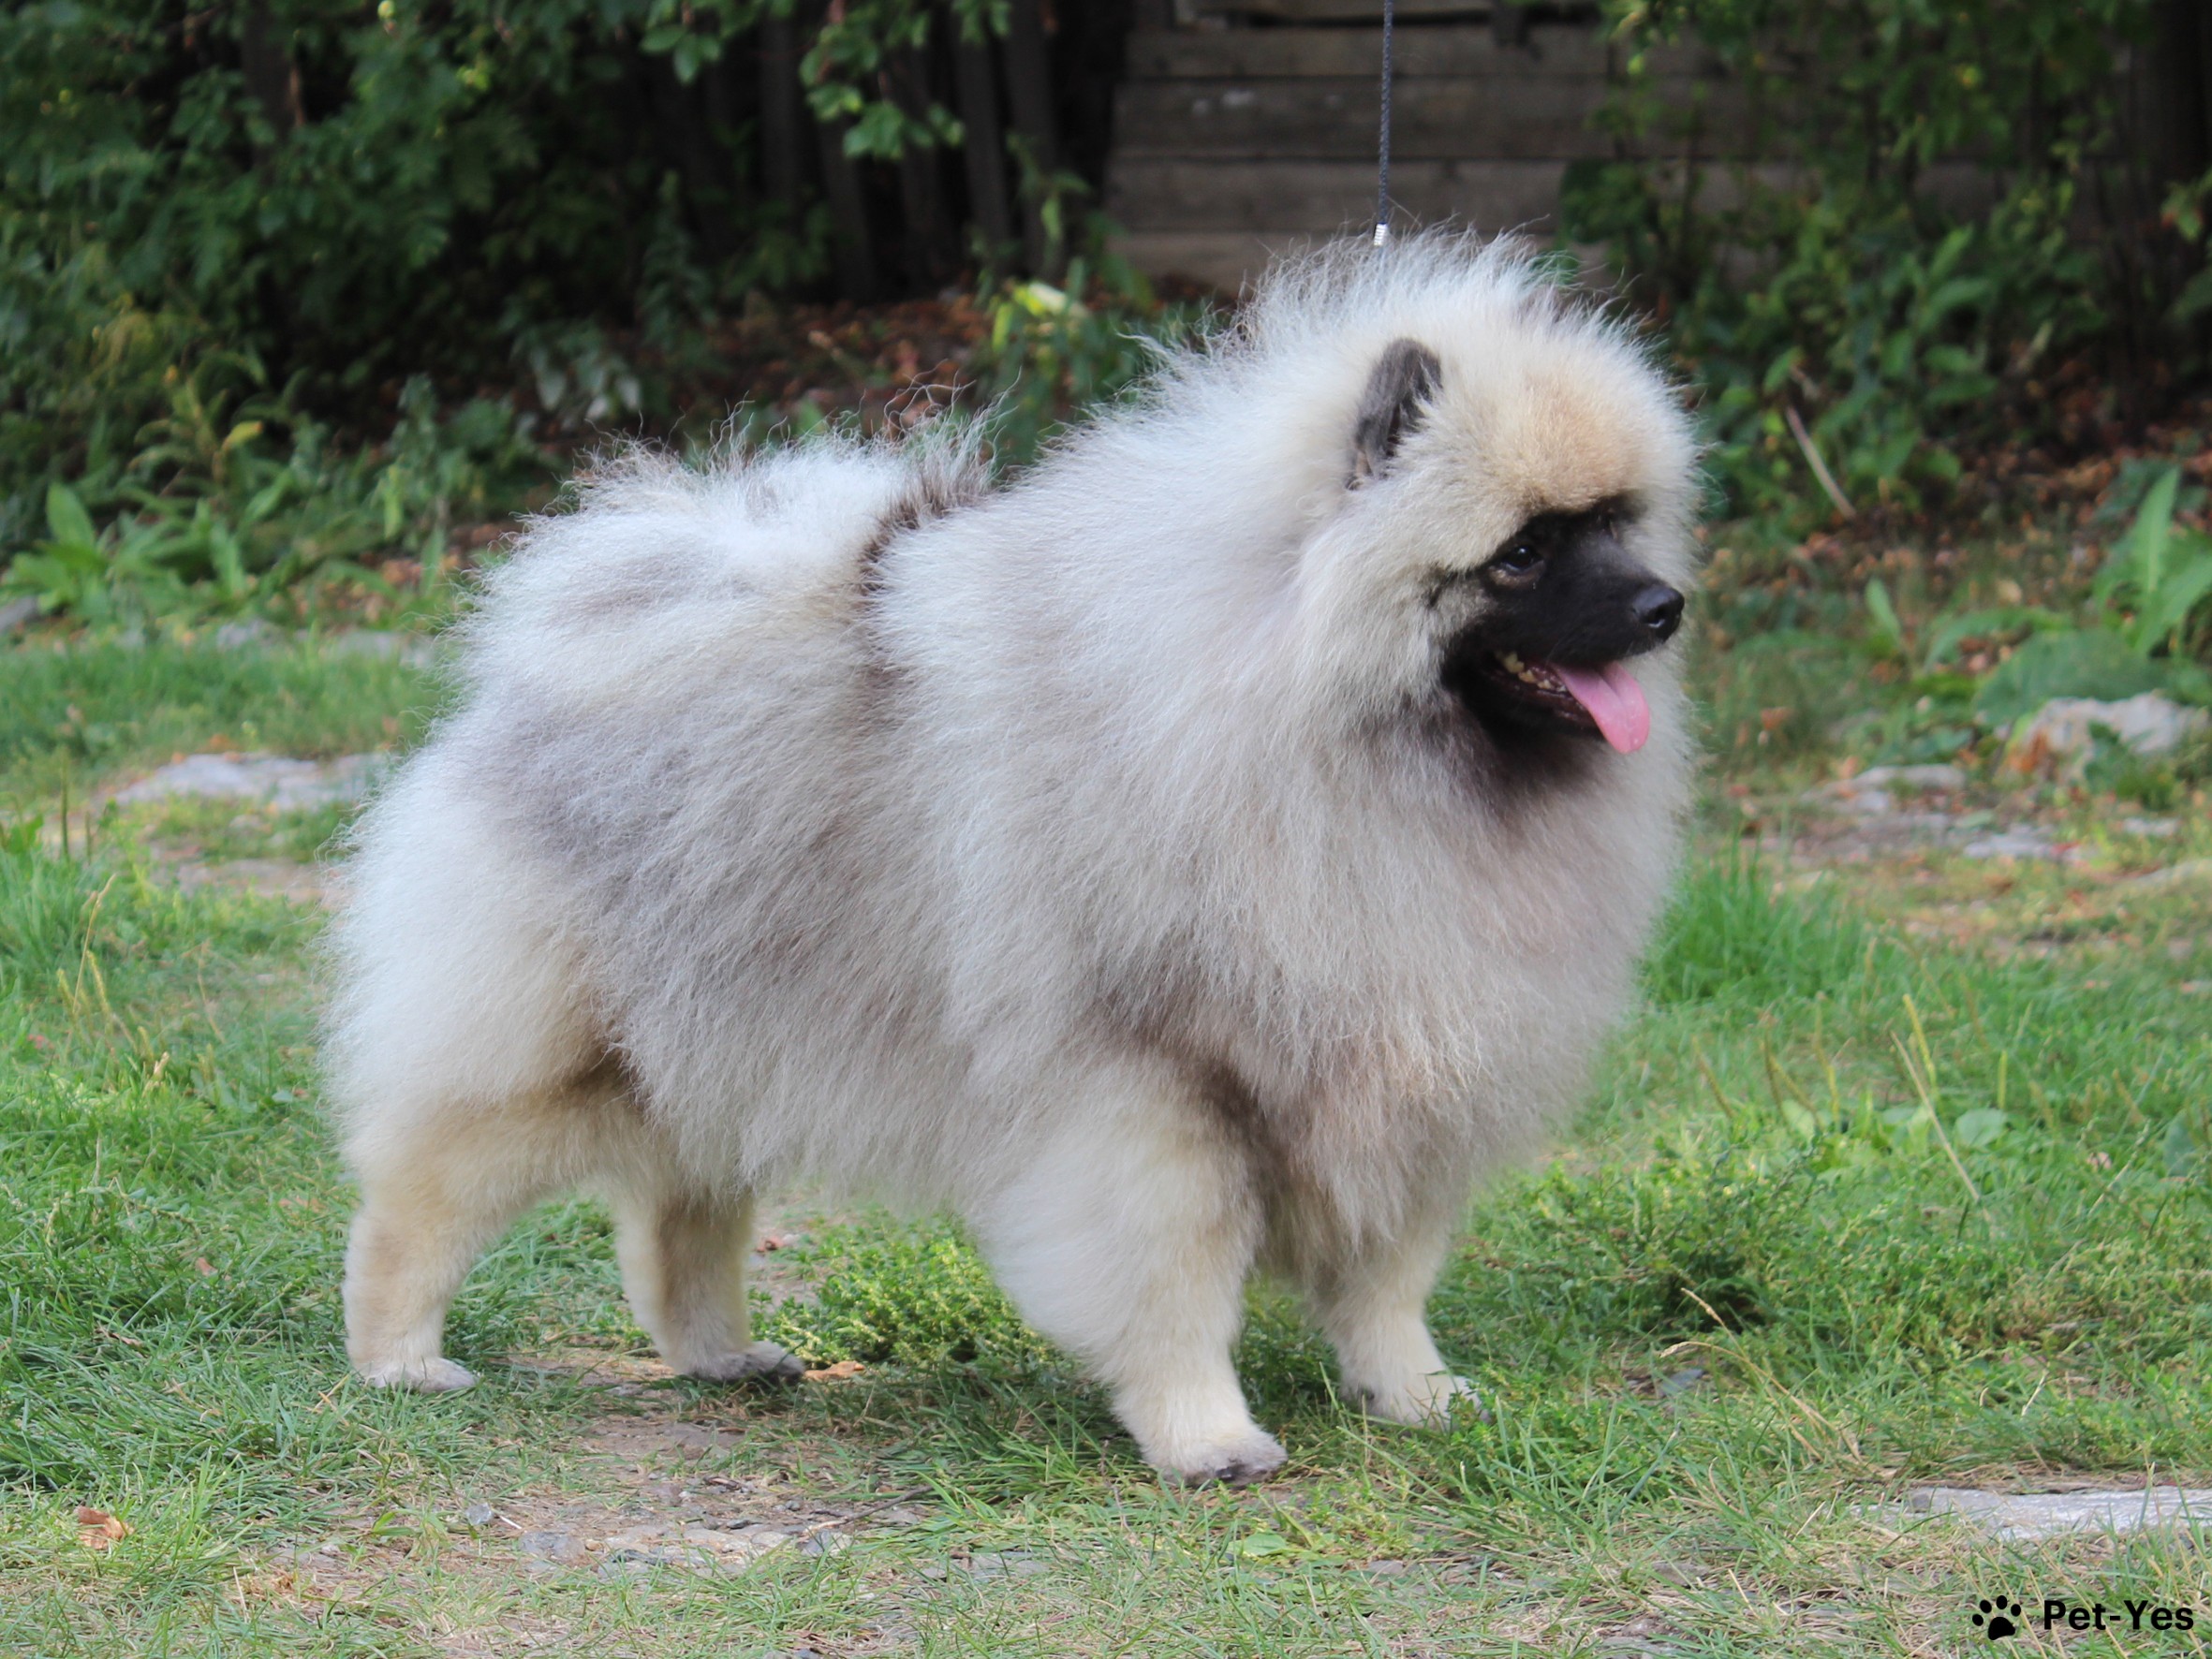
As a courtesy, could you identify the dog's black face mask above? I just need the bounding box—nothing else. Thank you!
[1438,504,1683,755]
[1346,337,1683,757]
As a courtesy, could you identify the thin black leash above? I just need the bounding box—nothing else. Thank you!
[1373,0,1394,246]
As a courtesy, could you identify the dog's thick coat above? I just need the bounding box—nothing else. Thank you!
[328,235,1700,1482]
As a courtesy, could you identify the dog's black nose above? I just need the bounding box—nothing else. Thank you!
[1632,583,1684,642]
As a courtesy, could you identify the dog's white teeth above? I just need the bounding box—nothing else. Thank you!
[1497,655,1564,691]
[1497,651,1567,691]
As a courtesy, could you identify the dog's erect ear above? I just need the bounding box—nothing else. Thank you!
[1350,338,1442,485]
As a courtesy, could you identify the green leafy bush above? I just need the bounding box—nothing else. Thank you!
[968,235,1218,467]
[1966,465,2212,725]
[2089,463,2212,659]
[1571,0,2193,527]
[1812,469,2212,776]
[1,0,697,570]
[2,371,551,627]
[0,0,1172,619]
[760,1221,1050,1370]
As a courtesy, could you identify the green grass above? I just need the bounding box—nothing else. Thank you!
[0,637,442,815]
[1,637,2208,1656]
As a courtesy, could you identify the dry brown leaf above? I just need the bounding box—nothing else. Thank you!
[75,1506,128,1548]
[804,1359,865,1382]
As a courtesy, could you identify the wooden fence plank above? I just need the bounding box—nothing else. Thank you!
[1113,75,1750,161]
[1106,155,1571,233]
[1116,76,1603,160]
[1109,230,1324,289]
[1191,0,1525,20]
[1124,24,1616,79]
[1112,218,1582,288]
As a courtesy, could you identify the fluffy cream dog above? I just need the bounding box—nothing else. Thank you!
[326,233,1699,1485]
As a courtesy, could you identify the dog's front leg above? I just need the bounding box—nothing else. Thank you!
[973,1066,1283,1486]
[1304,1183,1482,1427]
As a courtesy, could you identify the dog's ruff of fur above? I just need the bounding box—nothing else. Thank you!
[325,233,1700,1484]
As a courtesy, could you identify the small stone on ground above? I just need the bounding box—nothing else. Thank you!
[2013,693,2209,761]
[1903,1485,2212,1540]
[114,752,386,812]
[520,1530,585,1564]
[2130,858,2212,891]
[596,1520,797,1574]
[324,628,443,668]
[1961,826,2080,862]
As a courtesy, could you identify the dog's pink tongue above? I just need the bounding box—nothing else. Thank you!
[1551,661,1651,754]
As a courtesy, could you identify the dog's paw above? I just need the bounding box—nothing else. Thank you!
[1352,1371,1485,1427]
[678,1342,804,1386]
[1156,1428,1288,1489]
[358,1356,479,1393]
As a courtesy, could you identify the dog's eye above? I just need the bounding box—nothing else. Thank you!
[1491,543,1543,577]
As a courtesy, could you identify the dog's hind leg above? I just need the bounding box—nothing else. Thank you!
[334,776,621,1391]
[607,1168,802,1385]
[974,1065,1282,1486]
[343,1086,610,1392]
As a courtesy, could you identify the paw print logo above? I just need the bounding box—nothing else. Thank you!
[1972,1596,2023,1640]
